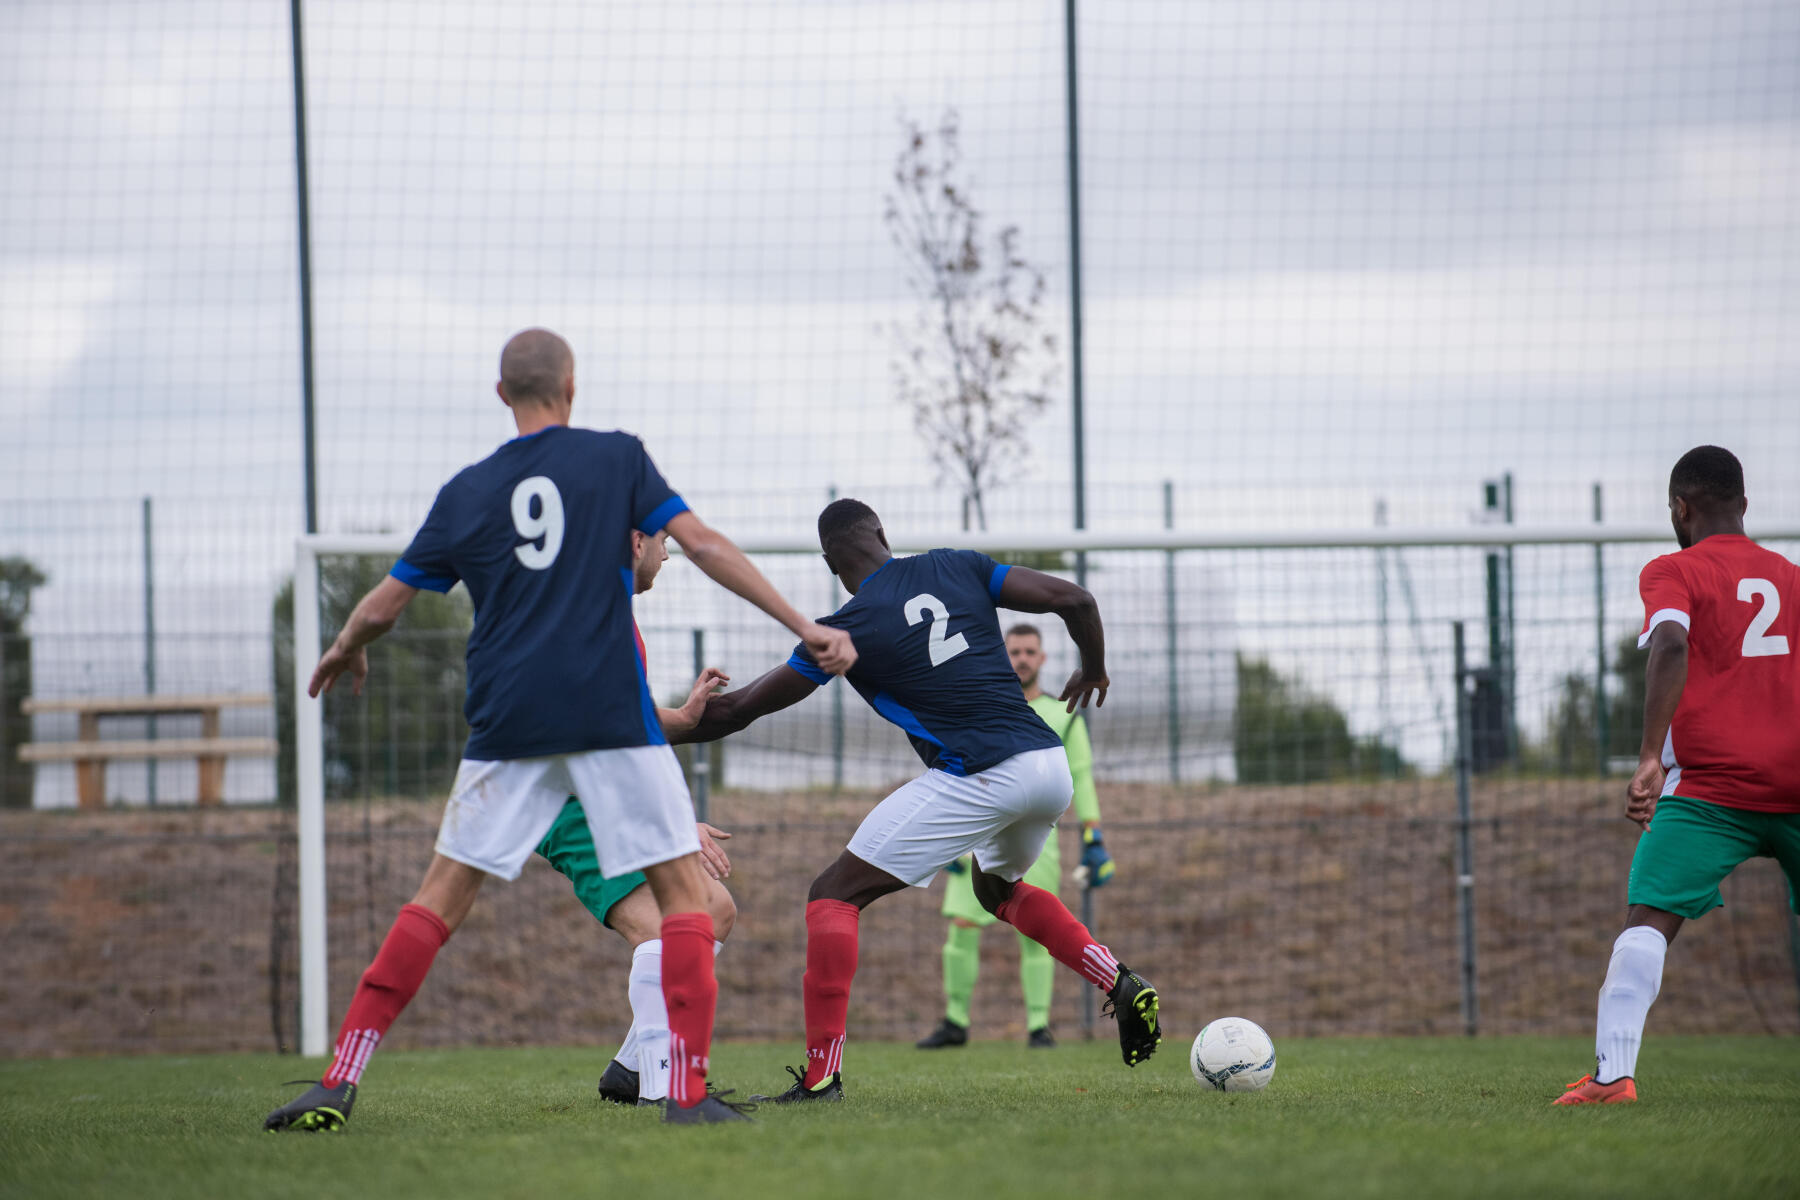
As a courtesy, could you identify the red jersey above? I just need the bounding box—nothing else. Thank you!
[1637,534,1800,813]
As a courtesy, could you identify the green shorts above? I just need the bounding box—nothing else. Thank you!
[535,798,647,929]
[1627,796,1800,920]
[940,828,1063,927]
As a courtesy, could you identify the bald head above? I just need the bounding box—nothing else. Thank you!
[498,328,574,407]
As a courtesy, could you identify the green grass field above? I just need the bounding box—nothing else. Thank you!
[3,1037,1797,1200]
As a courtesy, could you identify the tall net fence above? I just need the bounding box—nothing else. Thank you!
[11,537,1800,1056]
[3,0,1799,1057]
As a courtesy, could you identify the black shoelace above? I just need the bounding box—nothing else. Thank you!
[704,1083,759,1115]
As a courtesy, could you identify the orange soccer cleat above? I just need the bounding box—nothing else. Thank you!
[1552,1074,1638,1106]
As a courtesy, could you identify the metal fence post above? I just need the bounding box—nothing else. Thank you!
[1593,483,1609,775]
[828,487,844,792]
[1064,0,1087,591]
[1375,499,1391,766]
[291,0,319,536]
[143,496,158,806]
[1453,621,1479,1036]
[1503,472,1517,760]
[691,628,709,824]
[0,628,9,809]
[1163,480,1179,784]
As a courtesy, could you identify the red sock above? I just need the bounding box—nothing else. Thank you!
[321,902,449,1087]
[802,899,860,1087]
[660,912,718,1108]
[995,882,1120,991]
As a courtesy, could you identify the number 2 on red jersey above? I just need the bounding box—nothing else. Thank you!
[1737,578,1791,658]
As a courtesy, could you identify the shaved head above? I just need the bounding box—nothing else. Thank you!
[499,328,574,405]
[817,497,882,556]
[1669,445,1743,512]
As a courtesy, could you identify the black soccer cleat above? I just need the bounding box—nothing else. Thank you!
[915,1019,969,1049]
[1027,1025,1056,1049]
[263,1079,356,1132]
[662,1085,756,1124]
[1102,964,1162,1067]
[749,1064,844,1104]
[597,1059,640,1106]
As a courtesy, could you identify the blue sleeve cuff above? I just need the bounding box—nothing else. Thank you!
[637,495,690,536]
[785,650,831,686]
[391,558,455,593]
[988,562,1012,602]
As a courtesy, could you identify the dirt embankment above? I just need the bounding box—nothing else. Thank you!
[4,780,1796,1058]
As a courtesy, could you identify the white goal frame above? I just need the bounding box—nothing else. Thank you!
[291,521,1778,1056]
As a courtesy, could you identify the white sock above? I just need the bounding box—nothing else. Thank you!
[613,1018,639,1071]
[1594,925,1666,1084]
[629,938,670,1101]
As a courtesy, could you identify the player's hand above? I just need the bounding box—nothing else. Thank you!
[1626,757,1665,830]
[802,623,857,676]
[696,822,732,879]
[1059,665,1109,712]
[679,668,731,724]
[309,641,368,698]
[1078,826,1115,888]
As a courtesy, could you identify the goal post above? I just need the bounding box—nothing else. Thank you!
[293,538,328,1057]
[289,522,1790,1057]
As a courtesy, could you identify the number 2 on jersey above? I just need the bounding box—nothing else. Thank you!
[511,476,565,570]
[1737,578,1790,657]
[904,592,969,667]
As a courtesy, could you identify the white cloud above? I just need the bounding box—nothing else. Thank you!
[0,260,129,401]
[1088,251,1800,385]
[1667,124,1800,230]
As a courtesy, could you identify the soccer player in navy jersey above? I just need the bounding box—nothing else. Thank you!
[674,499,1161,1102]
[264,329,855,1129]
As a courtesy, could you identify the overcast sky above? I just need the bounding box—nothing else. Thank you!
[2,0,1797,792]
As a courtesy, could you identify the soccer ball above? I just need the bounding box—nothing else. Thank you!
[1189,1017,1276,1092]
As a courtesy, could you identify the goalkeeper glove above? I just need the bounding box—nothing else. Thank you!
[945,855,970,876]
[1076,826,1115,888]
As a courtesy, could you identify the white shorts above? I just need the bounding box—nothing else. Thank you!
[435,745,700,881]
[846,746,1072,887]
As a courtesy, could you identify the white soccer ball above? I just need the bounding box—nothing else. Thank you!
[1190,1017,1276,1092]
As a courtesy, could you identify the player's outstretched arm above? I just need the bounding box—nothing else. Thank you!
[658,667,731,735]
[998,565,1108,711]
[308,575,418,698]
[1627,621,1689,829]
[665,511,856,675]
[669,664,819,745]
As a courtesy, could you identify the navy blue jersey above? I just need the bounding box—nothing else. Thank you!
[390,425,688,760]
[788,549,1061,775]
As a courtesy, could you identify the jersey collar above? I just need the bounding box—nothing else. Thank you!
[859,558,893,589]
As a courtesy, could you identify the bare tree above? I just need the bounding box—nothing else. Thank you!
[885,110,1057,530]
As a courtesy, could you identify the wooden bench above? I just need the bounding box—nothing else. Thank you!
[17,694,276,808]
